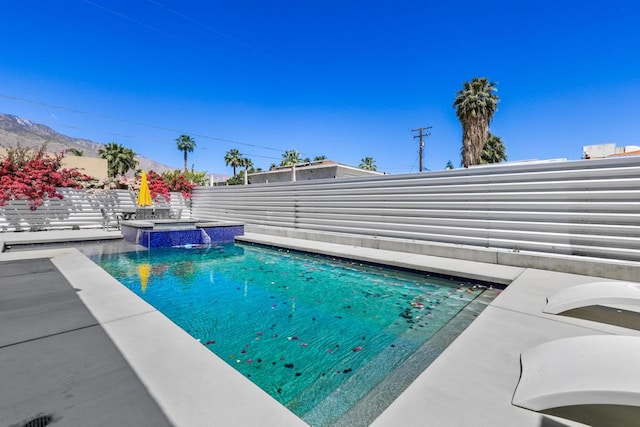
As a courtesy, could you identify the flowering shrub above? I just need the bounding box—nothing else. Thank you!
[85,176,135,190]
[0,143,201,212]
[161,170,196,199]
[145,170,171,203]
[0,143,95,210]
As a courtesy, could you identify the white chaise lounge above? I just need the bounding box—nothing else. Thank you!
[512,335,640,427]
[544,281,640,315]
[543,281,640,330]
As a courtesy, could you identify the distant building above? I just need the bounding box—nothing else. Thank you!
[582,143,640,159]
[248,160,384,184]
[61,154,108,180]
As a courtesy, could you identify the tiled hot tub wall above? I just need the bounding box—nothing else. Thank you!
[200,225,244,243]
[122,224,244,248]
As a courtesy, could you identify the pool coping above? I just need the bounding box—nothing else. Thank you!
[2,230,640,426]
[236,234,525,286]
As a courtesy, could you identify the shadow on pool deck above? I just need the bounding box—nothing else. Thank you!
[0,257,173,427]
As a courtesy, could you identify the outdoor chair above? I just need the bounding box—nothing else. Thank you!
[512,335,640,427]
[544,281,640,330]
[100,208,122,230]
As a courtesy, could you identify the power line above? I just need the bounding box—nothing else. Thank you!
[42,122,137,139]
[146,0,276,60]
[241,153,281,161]
[0,93,290,153]
[408,154,419,172]
[80,0,185,42]
[83,0,276,62]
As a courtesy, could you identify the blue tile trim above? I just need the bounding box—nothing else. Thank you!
[123,224,244,248]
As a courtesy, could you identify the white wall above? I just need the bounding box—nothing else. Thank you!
[0,189,190,231]
[192,157,640,262]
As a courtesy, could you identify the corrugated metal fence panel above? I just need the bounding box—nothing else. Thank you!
[0,188,106,231]
[154,192,192,219]
[169,192,191,219]
[0,190,191,231]
[191,157,640,261]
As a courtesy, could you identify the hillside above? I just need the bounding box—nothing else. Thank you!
[0,113,228,179]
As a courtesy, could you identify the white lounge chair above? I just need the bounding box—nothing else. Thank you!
[512,335,640,427]
[544,281,640,330]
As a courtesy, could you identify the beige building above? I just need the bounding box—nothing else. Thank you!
[61,155,108,180]
[0,148,108,180]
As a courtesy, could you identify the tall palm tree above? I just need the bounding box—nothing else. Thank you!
[98,142,138,178]
[281,150,301,166]
[359,157,377,171]
[176,135,196,173]
[453,77,499,168]
[224,148,244,176]
[480,133,507,164]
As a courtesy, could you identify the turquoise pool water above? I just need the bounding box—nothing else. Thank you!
[92,243,487,425]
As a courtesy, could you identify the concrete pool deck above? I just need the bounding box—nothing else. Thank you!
[2,229,639,426]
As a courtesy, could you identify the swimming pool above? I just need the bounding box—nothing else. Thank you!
[92,243,493,425]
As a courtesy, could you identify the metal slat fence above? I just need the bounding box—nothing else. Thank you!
[191,157,640,262]
[0,189,190,231]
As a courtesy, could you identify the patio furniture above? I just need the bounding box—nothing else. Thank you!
[136,207,154,220]
[512,335,640,427]
[544,281,640,330]
[153,207,170,219]
[100,208,123,230]
[121,207,137,220]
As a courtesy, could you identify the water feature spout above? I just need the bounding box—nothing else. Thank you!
[200,228,212,246]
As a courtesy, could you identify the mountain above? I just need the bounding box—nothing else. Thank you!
[0,113,228,180]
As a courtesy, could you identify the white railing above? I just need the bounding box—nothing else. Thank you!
[0,189,191,231]
[192,157,640,262]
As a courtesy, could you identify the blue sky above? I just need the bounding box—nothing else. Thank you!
[1,1,639,176]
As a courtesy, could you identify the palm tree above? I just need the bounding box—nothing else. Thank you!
[67,148,83,156]
[98,142,138,178]
[281,150,301,166]
[359,157,377,171]
[313,155,327,162]
[242,157,254,171]
[445,160,454,170]
[176,135,196,173]
[453,77,499,168]
[480,133,507,164]
[224,148,244,176]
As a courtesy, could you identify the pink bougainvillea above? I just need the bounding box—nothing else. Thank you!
[145,170,171,203]
[137,170,196,202]
[0,144,94,210]
[161,171,195,199]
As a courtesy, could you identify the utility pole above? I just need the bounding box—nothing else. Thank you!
[412,126,432,172]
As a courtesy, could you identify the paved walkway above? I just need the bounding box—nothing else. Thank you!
[2,230,639,426]
[0,257,172,427]
[0,229,122,248]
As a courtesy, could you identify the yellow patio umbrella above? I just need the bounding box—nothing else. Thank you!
[137,170,153,207]
[138,263,151,293]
